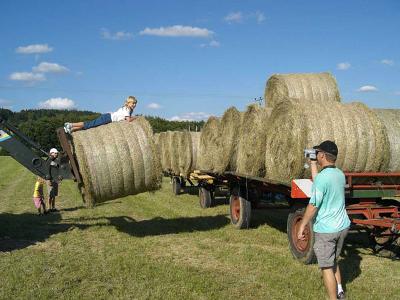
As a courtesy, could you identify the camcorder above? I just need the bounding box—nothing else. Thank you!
[304,149,317,161]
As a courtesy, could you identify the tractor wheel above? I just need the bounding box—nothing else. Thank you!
[199,187,213,208]
[172,177,181,195]
[287,206,316,264]
[229,190,251,229]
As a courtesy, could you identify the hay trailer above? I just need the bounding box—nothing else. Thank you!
[190,170,400,263]
[169,170,229,208]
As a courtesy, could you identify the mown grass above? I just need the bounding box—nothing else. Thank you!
[0,156,399,299]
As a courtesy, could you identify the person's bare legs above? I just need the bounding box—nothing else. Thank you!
[71,122,84,132]
[334,265,342,287]
[321,267,338,300]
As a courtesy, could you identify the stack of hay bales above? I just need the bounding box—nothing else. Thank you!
[72,117,162,207]
[373,109,400,172]
[214,107,243,173]
[236,104,272,177]
[264,72,341,107]
[176,131,193,177]
[190,132,201,170]
[264,99,390,184]
[198,116,221,171]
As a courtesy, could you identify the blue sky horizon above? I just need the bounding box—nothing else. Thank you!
[1,1,399,120]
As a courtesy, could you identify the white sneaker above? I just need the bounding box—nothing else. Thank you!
[64,123,72,134]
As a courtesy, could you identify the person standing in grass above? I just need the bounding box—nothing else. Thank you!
[33,177,46,215]
[297,140,351,300]
[47,148,60,212]
[63,96,137,134]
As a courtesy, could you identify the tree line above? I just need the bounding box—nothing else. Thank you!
[0,108,204,155]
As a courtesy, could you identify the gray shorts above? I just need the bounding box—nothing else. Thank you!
[47,181,59,198]
[313,228,349,268]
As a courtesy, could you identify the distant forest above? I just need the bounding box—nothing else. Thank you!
[0,108,204,155]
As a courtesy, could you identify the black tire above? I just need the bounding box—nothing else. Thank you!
[199,187,213,208]
[172,177,181,195]
[229,189,251,229]
[287,206,316,264]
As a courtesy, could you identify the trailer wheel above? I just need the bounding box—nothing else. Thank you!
[172,177,181,195]
[229,191,251,229]
[287,207,316,264]
[199,187,213,208]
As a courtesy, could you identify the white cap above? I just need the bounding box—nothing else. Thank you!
[49,148,59,154]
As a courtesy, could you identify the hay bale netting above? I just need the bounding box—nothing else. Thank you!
[72,117,162,207]
[373,109,400,171]
[264,72,341,108]
[190,132,201,170]
[214,107,243,173]
[236,104,272,177]
[198,116,221,171]
[264,99,390,184]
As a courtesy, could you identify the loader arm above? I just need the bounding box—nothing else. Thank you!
[0,116,74,181]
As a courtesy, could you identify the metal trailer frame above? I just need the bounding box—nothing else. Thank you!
[175,170,400,262]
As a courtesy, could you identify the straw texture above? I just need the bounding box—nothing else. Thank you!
[198,116,220,171]
[264,99,389,183]
[264,72,341,108]
[72,117,162,207]
[373,109,400,171]
[190,132,201,171]
[236,104,272,177]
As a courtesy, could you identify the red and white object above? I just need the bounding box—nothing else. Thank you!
[291,179,313,199]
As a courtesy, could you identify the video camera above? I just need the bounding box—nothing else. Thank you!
[304,149,317,161]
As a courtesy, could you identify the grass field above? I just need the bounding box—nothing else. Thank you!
[0,156,399,299]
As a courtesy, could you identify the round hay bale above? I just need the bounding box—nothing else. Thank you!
[198,116,220,171]
[71,117,162,207]
[169,131,181,175]
[236,104,272,177]
[264,100,390,184]
[214,107,242,173]
[190,132,201,170]
[160,131,173,172]
[264,72,341,108]
[177,131,193,176]
[373,109,400,171]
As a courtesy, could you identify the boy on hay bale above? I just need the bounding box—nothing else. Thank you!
[63,96,138,134]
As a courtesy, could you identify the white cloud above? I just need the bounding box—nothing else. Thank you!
[337,62,351,70]
[357,85,378,92]
[200,40,220,48]
[381,59,394,66]
[170,112,210,121]
[9,72,46,82]
[38,98,76,110]
[254,11,266,24]
[0,99,13,109]
[101,28,134,40]
[33,62,69,73]
[16,44,53,54]
[140,25,213,38]
[147,103,162,109]
[224,12,243,23]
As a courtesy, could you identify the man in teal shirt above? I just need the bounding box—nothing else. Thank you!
[298,140,351,300]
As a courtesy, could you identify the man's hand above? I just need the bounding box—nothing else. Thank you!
[297,224,306,241]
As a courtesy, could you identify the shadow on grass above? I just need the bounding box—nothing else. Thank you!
[0,212,89,252]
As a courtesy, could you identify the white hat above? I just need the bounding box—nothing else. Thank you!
[49,148,59,154]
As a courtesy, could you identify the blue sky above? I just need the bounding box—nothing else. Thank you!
[0,0,399,120]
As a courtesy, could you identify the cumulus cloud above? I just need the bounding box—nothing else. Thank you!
[9,72,46,82]
[16,44,53,54]
[200,40,220,48]
[140,25,213,38]
[170,112,210,121]
[381,59,394,66]
[101,28,134,40]
[38,97,76,110]
[224,12,243,23]
[147,103,162,109]
[337,62,351,70]
[33,62,69,73]
[357,85,378,92]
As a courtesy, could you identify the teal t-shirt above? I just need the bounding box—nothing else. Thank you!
[309,167,351,233]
